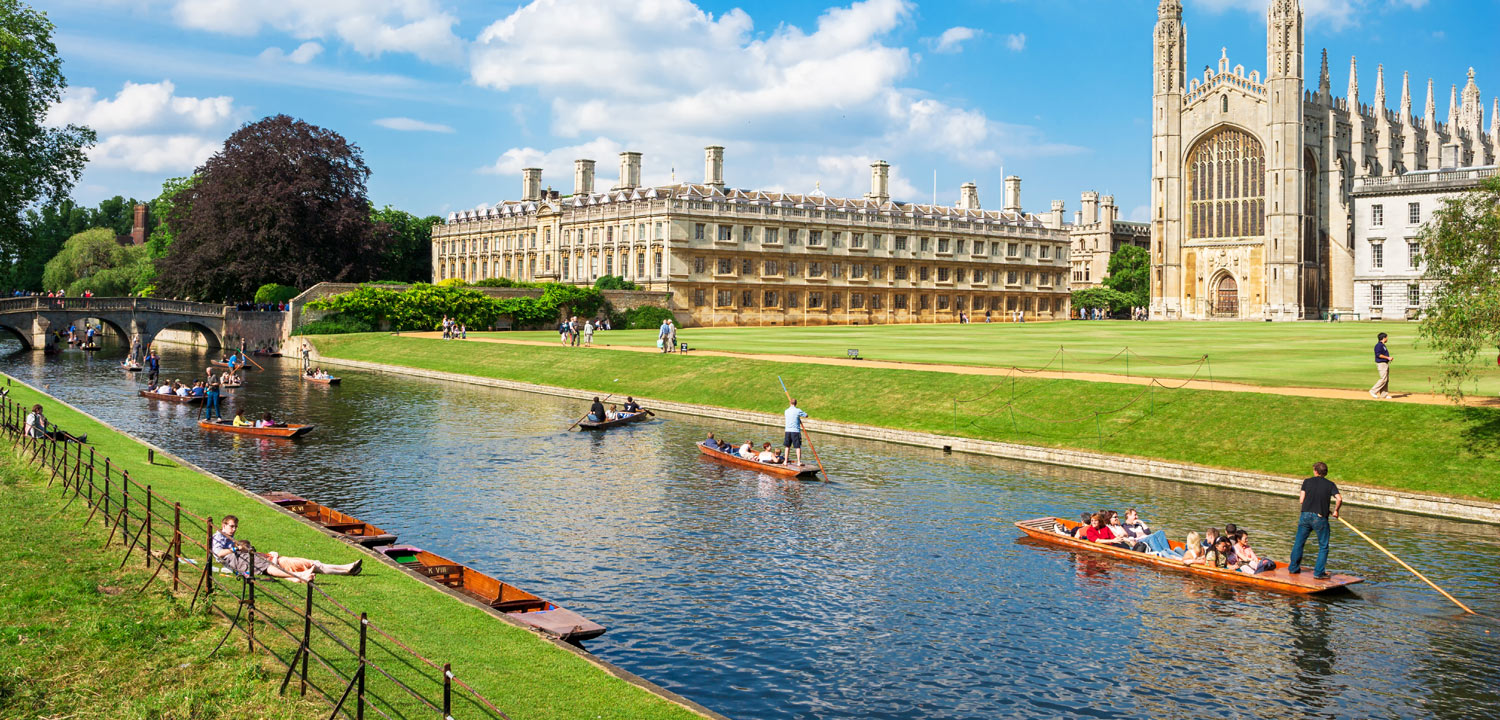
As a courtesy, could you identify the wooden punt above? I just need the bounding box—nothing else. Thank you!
[121,361,142,372]
[260,492,396,546]
[302,374,341,385]
[576,411,649,430]
[381,545,606,643]
[139,389,204,404]
[697,441,821,479]
[1014,517,1363,595]
[198,419,314,438]
[209,360,258,371]
[81,343,100,351]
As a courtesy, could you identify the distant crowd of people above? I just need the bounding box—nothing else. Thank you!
[559,316,615,347]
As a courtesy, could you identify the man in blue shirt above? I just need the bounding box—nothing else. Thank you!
[1370,332,1392,399]
[783,399,809,465]
[658,320,672,353]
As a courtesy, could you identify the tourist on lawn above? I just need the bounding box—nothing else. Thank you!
[570,316,582,347]
[783,398,808,465]
[1288,461,1342,579]
[658,318,672,353]
[1370,332,1392,399]
[559,319,571,345]
[211,515,361,582]
[667,319,678,353]
[583,320,595,346]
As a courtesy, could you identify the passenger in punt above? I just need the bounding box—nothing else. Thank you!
[1106,511,1148,552]
[1085,513,1129,547]
[1121,508,1151,539]
[1203,527,1221,551]
[212,515,361,582]
[1181,532,1207,566]
[738,441,756,459]
[605,404,619,421]
[175,381,191,397]
[757,443,783,464]
[1204,537,1233,569]
[255,412,283,428]
[704,433,731,452]
[588,397,606,423]
[622,397,642,414]
[232,410,251,427]
[190,381,205,397]
[1232,532,1275,574]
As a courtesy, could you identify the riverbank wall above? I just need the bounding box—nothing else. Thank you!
[307,343,1500,526]
[0,373,726,720]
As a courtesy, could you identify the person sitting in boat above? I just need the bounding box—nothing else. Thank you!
[221,371,237,386]
[703,433,732,452]
[1121,508,1152,539]
[212,515,361,582]
[1202,527,1221,551]
[1072,513,1093,539]
[1084,513,1128,546]
[1231,532,1275,574]
[1105,511,1147,551]
[622,397,641,414]
[1204,537,1233,569]
[757,443,783,464]
[255,412,282,428]
[1181,532,1208,566]
[737,441,756,459]
[231,410,251,427]
[190,382,205,397]
[587,397,606,423]
[175,382,192,397]
[604,404,620,421]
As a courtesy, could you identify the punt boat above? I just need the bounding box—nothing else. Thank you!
[302,374,341,385]
[198,419,314,438]
[139,389,204,404]
[381,545,606,643]
[1014,517,1363,595]
[260,492,396,546]
[121,360,142,372]
[209,360,258,371]
[697,441,821,479]
[576,411,649,430]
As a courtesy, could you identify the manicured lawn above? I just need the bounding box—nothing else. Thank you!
[314,334,1500,501]
[498,321,1500,396]
[0,377,708,720]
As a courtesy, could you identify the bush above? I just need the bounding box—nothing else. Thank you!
[364,280,409,286]
[472,277,540,288]
[254,283,300,305]
[292,315,374,335]
[593,275,639,291]
[436,278,466,288]
[623,305,674,329]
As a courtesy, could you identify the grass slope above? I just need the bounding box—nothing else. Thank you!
[0,377,707,720]
[499,321,1500,396]
[314,333,1500,501]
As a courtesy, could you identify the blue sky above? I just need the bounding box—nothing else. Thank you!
[42,0,1499,222]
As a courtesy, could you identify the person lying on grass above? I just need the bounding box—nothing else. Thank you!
[211,515,361,582]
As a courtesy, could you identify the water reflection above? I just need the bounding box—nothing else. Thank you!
[3,341,1498,720]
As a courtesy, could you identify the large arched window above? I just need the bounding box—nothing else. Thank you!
[1187,127,1265,240]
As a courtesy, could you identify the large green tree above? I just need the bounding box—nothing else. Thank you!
[1418,175,1500,400]
[155,115,388,300]
[1102,244,1149,308]
[41,227,152,296]
[0,0,96,288]
[371,205,441,283]
[145,175,197,259]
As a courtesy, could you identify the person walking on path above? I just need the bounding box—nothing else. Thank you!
[658,318,672,353]
[667,319,678,353]
[569,316,582,347]
[1287,461,1343,579]
[1370,332,1393,399]
[783,399,809,465]
[583,319,595,346]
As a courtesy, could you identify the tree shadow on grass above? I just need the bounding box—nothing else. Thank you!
[1459,406,1500,458]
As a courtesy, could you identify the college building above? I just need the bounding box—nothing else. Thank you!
[431,149,1073,326]
[1068,192,1151,288]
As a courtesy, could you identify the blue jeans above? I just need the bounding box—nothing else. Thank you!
[204,392,220,420]
[1288,512,1331,575]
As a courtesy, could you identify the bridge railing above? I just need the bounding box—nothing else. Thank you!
[0,297,230,319]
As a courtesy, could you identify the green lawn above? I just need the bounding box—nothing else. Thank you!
[498,321,1500,396]
[313,334,1500,502]
[0,377,708,720]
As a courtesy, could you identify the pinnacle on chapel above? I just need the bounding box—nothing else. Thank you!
[1448,83,1458,125]
[1345,55,1357,104]
[1425,78,1436,125]
[1373,64,1385,108]
[1157,0,1182,18]
[1400,71,1411,119]
[1318,49,1331,97]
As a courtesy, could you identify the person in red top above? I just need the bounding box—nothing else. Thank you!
[1084,513,1126,545]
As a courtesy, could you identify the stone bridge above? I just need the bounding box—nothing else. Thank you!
[0,297,289,352]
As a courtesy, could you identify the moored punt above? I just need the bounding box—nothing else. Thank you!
[1014,517,1363,595]
[381,545,606,643]
[139,389,205,404]
[302,374,341,385]
[260,492,396,546]
[576,411,649,430]
[697,441,820,479]
[198,419,314,438]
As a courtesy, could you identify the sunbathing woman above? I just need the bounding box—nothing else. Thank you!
[1181,532,1207,566]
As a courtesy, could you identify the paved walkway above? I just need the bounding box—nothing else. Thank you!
[408,332,1496,407]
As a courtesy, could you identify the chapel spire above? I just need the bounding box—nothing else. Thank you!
[1373,64,1385,108]
[1399,71,1411,119]
[1424,78,1435,126]
[1318,49,1331,98]
[1448,83,1459,125]
[1346,55,1358,105]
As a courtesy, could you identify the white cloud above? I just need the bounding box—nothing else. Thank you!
[931,26,978,54]
[259,41,324,64]
[172,0,461,63]
[45,80,242,173]
[1005,33,1026,52]
[374,117,456,133]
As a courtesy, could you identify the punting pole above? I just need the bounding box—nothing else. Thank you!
[1338,516,1479,616]
[777,376,827,481]
[566,393,612,431]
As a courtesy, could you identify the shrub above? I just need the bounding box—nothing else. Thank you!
[472,277,540,288]
[292,315,374,335]
[623,305,674,329]
[254,283,300,305]
[436,277,466,288]
[593,275,639,291]
[364,280,409,286]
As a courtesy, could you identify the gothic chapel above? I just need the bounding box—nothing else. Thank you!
[1149,0,1499,319]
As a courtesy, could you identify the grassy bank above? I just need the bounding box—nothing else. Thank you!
[0,449,322,719]
[0,377,708,720]
[497,321,1500,396]
[314,333,1500,501]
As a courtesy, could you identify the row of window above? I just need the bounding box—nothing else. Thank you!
[691,224,1059,259]
[564,222,666,245]
[691,256,1064,287]
[559,251,664,282]
[1369,202,1423,228]
[1368,241,1422,270]
[690,290,1057,313]
[1368,283,1422,307]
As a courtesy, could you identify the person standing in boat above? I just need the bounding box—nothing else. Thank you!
[203,376,222,421]
[783,398,808,466]
[146,350,160,387]
[1288,461,1342,579]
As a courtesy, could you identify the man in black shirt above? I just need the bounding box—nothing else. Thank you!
[1370,332,1392,399]
[588,397,606,423]
[1288,461,1343,578]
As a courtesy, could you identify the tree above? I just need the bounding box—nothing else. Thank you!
[1071,286,1132,315]
[155,115,388,300]
[0,0,95,287]
[41,227,152,296]
[593,275,639,290]
[1418,175,1500,400]
[1102,244,1149,308]
[371,205,441,283]
[146,175,197,259]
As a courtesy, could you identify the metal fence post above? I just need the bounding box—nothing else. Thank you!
[172,502,181,591]
[247,576,256,654]
[145,487,152,569]
[443,663,452,719]
[358,612,368,720]
[103,460,110,519]
[301,581,312,696]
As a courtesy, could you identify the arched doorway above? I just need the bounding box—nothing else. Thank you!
[1214,273,1239,317]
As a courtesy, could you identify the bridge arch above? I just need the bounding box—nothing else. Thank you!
[0,322,33,351]
[146,319,224,352]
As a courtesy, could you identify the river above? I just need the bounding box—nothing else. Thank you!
[3,341,1497,720]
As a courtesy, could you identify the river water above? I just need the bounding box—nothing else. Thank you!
[4,342,1497,720]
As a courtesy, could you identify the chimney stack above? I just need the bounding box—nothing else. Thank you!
[574,159,595,196]
[1100,194,1116,229]
[130,203,147,245]
[522,168,542,202]
[957,182,980,210]
[1003,175,1022,214]
[1081,191,1100,224]
[617,151,642,189]
[704,146,725,187]
[867,161,890,203]
[1440,142,1460,169]
[1048,199,1065,230]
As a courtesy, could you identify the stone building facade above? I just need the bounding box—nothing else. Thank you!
[1350,162,1496,319]
[432,150,1072,326]
[1150,0,1499,320]
[1068,192,1150,288]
